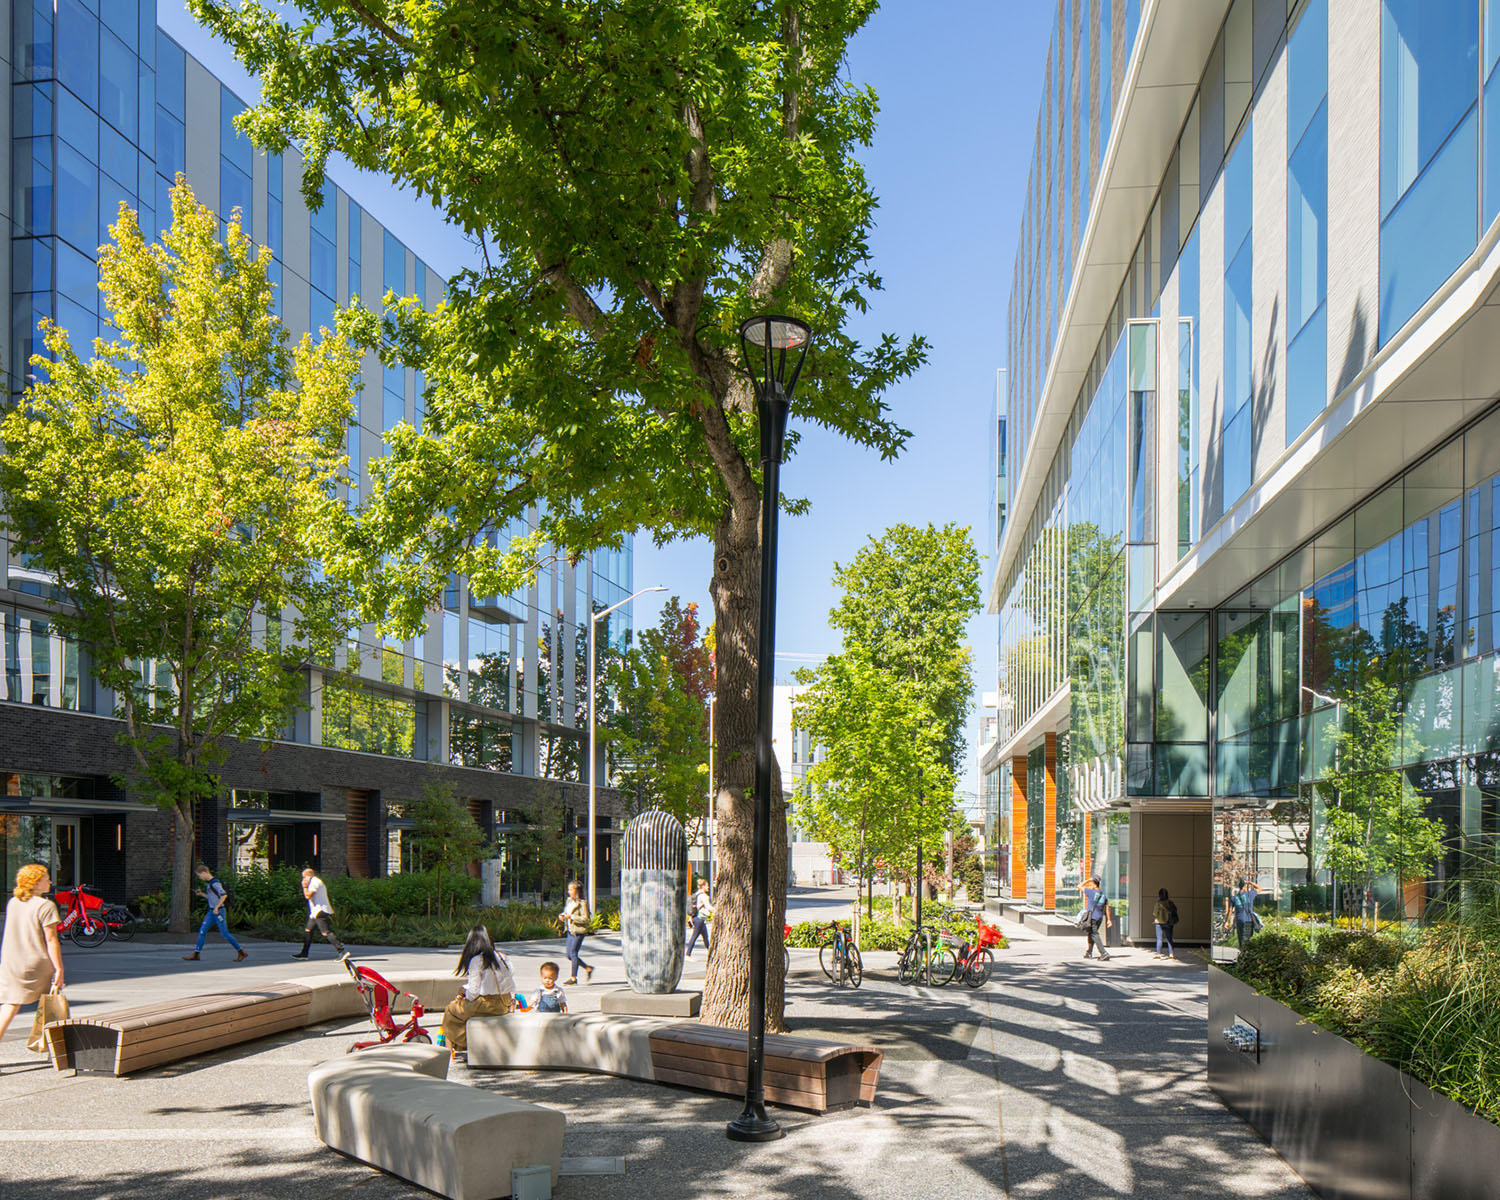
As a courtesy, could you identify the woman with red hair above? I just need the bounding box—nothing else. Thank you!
[0,863,64,1044]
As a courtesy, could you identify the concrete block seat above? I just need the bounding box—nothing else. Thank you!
[45,982,313,1075]
[309,1045,563,1200]
[466,1013,883,1113]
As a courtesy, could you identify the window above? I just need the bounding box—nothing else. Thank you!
[1177,227,1199,558]
[57,0,97,109]
[156,32,185,118]
[347,199,363,300]
[98,28,137,137]
[1379,0,1480,344]
[1222,124,1253,509]
[1485,0,1500,224]
[57,142,97,253]
[1287,0,1329,443]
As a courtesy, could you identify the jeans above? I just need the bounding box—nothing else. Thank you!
[686,915,710,957]
[564,932,589,978]
[1155,923,1174,956]
[1236,919,1255,948]
[195,907,243,952]
[1085,918,1109,957]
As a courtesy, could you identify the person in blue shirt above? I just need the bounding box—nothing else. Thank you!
[1227,879,1259,947]
[1080,876,1112,961]
[182,863,246,962]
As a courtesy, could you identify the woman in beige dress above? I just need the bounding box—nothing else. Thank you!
[0,863,65,1042]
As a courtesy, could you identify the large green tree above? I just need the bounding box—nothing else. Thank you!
[192,0,923,1029]
[607,597,713,828]
[0,184,358,931]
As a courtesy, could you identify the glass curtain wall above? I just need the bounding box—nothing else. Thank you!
[1286,0,1328,442]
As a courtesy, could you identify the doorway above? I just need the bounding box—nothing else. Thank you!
[51,818,79,888]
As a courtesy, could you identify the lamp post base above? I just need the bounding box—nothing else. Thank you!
[726,1102,783,1142]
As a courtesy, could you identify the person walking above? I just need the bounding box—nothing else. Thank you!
[686,878,713,958]
[1080,875,1112,961]
[1227,878,1259,948]
[291,867,346,959]
[441,924,515,1056]
[183,863,247,962]
[557,880,593,985]
[0,864,64,1046]
[1152,888,1178,960]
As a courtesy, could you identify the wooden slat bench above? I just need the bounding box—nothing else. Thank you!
[45,982,313,1075]
[649,1022,881,1113]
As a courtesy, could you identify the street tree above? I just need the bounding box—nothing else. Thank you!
[0,183,358,932]
[408,780,494,918]
[826,523,981,777]
[607,598,713,829]
[191,0,924,1029]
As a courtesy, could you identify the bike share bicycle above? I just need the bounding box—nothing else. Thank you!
[52,885,135,946]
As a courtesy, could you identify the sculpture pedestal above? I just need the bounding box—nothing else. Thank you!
[599,989,702,1018]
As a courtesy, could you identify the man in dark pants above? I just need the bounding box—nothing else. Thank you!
[1080,875,1112,961]
[291,867,346,959]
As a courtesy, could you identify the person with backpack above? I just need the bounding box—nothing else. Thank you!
[686,878,713,958]
[1152,887,1178,960]
[182,863,247,962]
[1079,875,1112,961]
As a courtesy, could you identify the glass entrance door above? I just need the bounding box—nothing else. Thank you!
[51,818,79,889]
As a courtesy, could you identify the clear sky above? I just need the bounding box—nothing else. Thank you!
[161,1,1058,796]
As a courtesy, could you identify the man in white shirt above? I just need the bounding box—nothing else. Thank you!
[291,867,346,959]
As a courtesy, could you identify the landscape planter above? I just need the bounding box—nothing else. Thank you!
[1208,964,1499,1200]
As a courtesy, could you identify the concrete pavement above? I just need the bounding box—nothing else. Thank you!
[0,889,1313,1199]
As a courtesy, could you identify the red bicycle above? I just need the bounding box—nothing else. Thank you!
[53,885,109,947]
[942,915,1003,988]
[342,954,432,1052]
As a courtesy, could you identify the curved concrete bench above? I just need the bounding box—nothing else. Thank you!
[309,1044,562,1200]
[466,1013,883,1113]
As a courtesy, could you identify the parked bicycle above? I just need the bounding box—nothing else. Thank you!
[53,885,108,947]
[817,920,862,989]
[942,915,1003,988]
[896,924,956,986]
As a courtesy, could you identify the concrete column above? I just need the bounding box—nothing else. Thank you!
[1010,755,1028,901]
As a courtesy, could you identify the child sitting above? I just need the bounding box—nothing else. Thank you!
[531,961,568,1013]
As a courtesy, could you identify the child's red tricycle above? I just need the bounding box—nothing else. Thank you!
[342,954,432,1052]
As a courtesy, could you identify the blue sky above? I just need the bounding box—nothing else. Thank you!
[162,2,1057,794]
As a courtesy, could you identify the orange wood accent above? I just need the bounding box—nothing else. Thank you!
[1010,755,1027,900]
[1043,733,1058,910]
[1082,812,1092,883]
[345,793,370,878]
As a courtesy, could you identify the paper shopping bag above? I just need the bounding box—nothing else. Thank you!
[25,987,68,1054]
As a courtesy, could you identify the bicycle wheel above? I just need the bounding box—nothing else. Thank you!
[818,939,838,982]
[406,1030,433,1045]
[845,945,863,989]
[896,949,915,985]
[783,946,790,976]
[70,914,108,947]
[964,949,994,988]
[926,947,957,986]
[106,907,136,941]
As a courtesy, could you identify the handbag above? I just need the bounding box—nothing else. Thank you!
[26,985,68,1054]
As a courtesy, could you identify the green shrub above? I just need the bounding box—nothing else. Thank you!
[963,857,985,904]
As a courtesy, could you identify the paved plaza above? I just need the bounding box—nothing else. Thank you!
[0,890,1312,1199]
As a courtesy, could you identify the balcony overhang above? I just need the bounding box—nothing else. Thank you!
[991,0,1232,615]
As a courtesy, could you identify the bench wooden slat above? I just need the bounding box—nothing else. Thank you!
[650,1047,828,1093]
[651,1065,833,1111]
[116,999,312,1069]
[68,983,311,1028]
[655,1022,853,1062]
[111,992,311,1048]
[650,1035,832,1079]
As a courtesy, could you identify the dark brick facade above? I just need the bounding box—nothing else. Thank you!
[1,703,623,902]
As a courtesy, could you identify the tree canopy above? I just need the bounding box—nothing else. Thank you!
[0,183,358,931]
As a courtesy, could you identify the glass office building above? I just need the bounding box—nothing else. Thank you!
[985,0,1500,953]
[0,2,633,900]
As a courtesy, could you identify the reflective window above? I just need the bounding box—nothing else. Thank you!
[1380,0,1480,344]
[310,288,335,337]
[310,234,335,296]
[57,0,97,109]
[384,230,405,297]
[55,240,95,313]
[100,123,134,192]
[98,28,137,137]
[1223,124,1253,508]
[57,142,97,253]
[220,89,252,178]
[56,87,97,159]
[220,162,252,226]
[15,1,54,80]
[1098,0,1111,171]
[1178,227,1200,557]
[1486,0,1500,224]
[156,108,185,182]
[347,199,362,300]
[156,31,185,119]
[13,139,52,239]
[13,238,52,296]
[1287,0,1329,444]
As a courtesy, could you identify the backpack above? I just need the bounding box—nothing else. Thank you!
[1166,899,1179,926]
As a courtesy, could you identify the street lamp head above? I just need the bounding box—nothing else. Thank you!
[738,314,812,400]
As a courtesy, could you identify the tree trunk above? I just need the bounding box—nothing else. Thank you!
[699,510,788,1032]
[170,798,196,934]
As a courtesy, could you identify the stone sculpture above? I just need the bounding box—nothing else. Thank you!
[620,810,687,994]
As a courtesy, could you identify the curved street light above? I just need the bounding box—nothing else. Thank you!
[587,583,668,920]
[726,314,811,1145]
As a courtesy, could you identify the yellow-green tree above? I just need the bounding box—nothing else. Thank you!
[0,183,359,931]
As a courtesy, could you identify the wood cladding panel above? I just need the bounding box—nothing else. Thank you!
[1010,756,1028,901]
[1043,733,1057,910]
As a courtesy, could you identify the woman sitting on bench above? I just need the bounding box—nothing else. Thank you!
[442,925,515,1056]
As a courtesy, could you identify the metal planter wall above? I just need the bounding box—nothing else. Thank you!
[1208,965,1499,1200]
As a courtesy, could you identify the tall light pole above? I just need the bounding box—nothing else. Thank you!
[727,314,811,1145]
[587,583,667,919]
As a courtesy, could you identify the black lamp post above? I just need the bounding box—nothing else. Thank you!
[726,314,810,1144]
